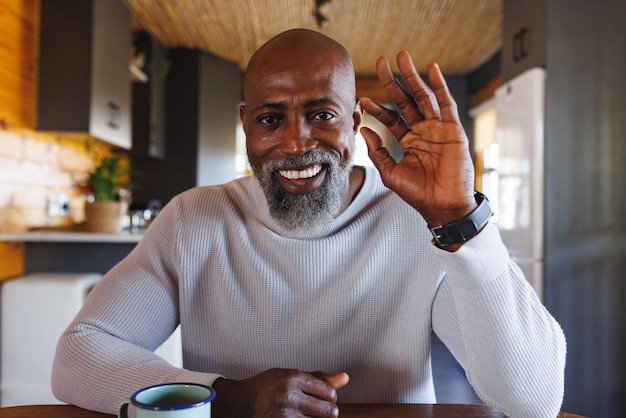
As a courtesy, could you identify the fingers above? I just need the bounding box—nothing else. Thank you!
[371,52,460,126]
[301,371,349,417]
[360,97,409,140]
[299,382,340,418]
[359,124,397,181]
[426,62,460,124]
[310,371,350,390]
[396,51,440,121]
[325,372,349,390]
[217,368,343,417]
[298,372,346,417]
[374,56,424,127]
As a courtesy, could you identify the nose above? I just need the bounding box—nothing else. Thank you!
[279,118,316,156]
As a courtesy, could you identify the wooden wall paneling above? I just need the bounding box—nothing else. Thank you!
[356,76,389,104]
[0,0,39,130]
[0,241,25,281]
[470,75,502,109]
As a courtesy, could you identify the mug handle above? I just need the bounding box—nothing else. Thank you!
[118,397,131,418]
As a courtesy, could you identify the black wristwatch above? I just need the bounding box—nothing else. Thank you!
[429,191,493,247]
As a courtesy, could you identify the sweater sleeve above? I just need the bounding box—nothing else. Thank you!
[51,196,222,414]
[431,222,567,418]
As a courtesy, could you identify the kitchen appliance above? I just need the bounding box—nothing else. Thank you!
[0,273,182,407]
[484,67,547,301]
[1,273,101,406]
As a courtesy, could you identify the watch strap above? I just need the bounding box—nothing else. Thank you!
[430,191,493,247]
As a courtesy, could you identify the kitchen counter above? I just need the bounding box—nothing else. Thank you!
[0,227,145,275]
[0,229,144,244]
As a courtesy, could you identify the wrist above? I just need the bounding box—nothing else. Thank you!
[429,191,493,249]
[420,192,477,228]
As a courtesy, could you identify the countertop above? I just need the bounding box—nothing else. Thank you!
[0,227,144,243]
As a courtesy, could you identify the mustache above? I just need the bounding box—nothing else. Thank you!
[259,150,338,172]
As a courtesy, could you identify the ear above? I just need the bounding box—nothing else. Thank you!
[239,103,247,132]
[352,99,363,134]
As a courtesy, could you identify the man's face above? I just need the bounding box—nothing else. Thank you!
[241,50,361,231]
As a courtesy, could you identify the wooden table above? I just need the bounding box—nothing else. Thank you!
[0,404,585,417]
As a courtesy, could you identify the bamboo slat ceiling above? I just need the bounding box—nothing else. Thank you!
[123,0,502,77]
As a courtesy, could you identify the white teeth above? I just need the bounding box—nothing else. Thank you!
[279,164,322,180]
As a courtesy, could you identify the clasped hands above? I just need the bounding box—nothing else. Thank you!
[212,368,349,418]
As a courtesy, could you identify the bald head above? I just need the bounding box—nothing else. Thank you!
[247,29,352,70]
[243,29,356,101]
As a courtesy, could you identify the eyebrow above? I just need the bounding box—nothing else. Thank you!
[251,102,286,112]
[306,97,335,107]
[251,97,338,113]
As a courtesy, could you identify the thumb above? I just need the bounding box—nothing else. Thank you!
[360,126,396,183]
[311,372,350,390]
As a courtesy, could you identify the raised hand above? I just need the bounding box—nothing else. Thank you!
[359,51,476,229]
[211,368,348,417]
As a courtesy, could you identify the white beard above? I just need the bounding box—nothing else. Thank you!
[252,150,353,232]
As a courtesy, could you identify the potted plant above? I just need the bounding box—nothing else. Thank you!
[82,146,133,233]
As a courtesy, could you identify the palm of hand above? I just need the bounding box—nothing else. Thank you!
[360,53,476,227]
[388,119,475,222]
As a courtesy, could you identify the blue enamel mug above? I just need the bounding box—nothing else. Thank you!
[118,383,216,417]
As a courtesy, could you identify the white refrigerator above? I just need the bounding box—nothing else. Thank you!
[484,67,546,301]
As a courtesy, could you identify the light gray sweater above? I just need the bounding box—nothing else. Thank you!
[52,167,566,417]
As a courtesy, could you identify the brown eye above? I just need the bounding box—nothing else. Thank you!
[312,111,334,121]
[258,115,280,125]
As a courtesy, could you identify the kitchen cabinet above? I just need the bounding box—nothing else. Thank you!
[37,0,132,149]
[0,231,141,274]
[132,32,167,159]
[131,49,241,206]
[502,0,546,83]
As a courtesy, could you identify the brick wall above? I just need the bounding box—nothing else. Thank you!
[0,130,96,232]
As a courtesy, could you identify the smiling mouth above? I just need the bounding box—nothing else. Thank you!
[278,164,323,180]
